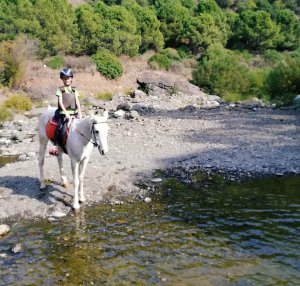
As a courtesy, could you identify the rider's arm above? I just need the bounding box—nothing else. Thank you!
[75,90,82,119]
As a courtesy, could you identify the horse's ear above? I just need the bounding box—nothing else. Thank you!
[94,109,108,123]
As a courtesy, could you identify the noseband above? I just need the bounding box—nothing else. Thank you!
[76,122,106,151]
[91,123,100,148]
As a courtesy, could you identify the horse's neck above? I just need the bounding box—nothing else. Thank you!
[73,117,93,139]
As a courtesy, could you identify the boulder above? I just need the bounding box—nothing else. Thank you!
[137,70,208,98]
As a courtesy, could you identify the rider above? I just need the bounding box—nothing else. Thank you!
[49,67,82,155]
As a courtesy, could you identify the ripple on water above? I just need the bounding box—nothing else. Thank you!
[0,175,300,285]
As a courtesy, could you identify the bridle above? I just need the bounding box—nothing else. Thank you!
[76,122,105,149]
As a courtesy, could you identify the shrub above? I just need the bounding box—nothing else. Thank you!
[248,68,270,100]
[91,49,123,79]
[0,38,27,88]
[64,56,96,73]
[161,48,181,60]
[4,94,33,113]
[0,104,13,123]
[95,91,113,101]
[263,50,285,65]
[192,44,253,99]
[177,46,191,59]
[266,54,300,106]
[148,53,172,70]
[45,56,64,69]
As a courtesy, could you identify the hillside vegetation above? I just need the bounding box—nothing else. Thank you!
[0,0,300,109]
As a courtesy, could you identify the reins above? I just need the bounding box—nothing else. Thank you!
[76,123,99,147]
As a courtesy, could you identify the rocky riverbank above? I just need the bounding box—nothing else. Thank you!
[0,72,299,223]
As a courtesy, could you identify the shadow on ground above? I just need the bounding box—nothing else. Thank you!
[0,176,73,208]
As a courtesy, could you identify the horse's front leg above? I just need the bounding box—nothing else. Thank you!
[39,136,48,189]
[71,159,80,210]
[78,157,89,203]
[57,151,69,188]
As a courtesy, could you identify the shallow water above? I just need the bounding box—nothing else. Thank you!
[0,175,300,285]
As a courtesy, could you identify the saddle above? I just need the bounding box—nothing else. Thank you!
[45,117,69,154]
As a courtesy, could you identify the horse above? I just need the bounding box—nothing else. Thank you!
[38,108,109,210]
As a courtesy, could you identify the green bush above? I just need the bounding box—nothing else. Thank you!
[192,44,253,100]
[263,50,285,65]
[0,104,13,123]
[266,54,300,106]
[91,49,123,79]
[45,56,64,69]
[177,46,191,59]
[248,68,270,101]
[148,53,172,70]
[148,48,182,70]
[4,94,33,113]
[161,48,181,60]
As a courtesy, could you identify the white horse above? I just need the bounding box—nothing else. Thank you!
[38,108,109,210]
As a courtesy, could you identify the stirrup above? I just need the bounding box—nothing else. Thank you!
[49,146,59,156]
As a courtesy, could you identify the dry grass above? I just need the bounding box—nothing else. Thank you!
[20,50,195,102]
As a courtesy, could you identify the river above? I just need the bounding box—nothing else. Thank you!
[0,174,299,285]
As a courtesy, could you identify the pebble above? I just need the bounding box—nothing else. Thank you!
[110,200,124,205]
[144,197,152,203]
[49,211,67,219]
[0,224,10,236]
[151,178,162,183]
[11,243,22,254]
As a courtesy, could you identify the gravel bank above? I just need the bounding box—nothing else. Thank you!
[0,106,299,222]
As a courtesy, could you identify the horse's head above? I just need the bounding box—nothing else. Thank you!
[92,110,109,155]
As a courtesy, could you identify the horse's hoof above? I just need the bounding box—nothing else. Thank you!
[73,204,80,211]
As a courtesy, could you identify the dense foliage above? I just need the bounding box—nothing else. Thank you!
[0,0,299,105]
[91,48,123,79]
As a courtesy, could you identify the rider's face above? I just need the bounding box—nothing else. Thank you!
[62,76,72,86]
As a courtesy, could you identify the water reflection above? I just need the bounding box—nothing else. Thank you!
[0,175,299,285]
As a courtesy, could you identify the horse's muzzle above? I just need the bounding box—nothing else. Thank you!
[98,147,108,156]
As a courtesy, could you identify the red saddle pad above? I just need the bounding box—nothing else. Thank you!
[45,117,58,141]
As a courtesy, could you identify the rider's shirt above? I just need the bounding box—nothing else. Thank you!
[56,85,79,115]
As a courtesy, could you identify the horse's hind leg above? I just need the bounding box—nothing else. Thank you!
[39,136,48,189]
[57,151,69,188]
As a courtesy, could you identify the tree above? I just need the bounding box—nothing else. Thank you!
[180,13,227,54]
[153,0,190,47]
[175,0,230,54]
[0,0,18,41]
[31,0,78,56]
[230,10,281,51]
[122,0,164,53]
[276,9,300,50]
[94,3,141,56]
[75,4,103,55]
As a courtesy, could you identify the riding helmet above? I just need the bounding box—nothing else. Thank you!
[60,68,73,79]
